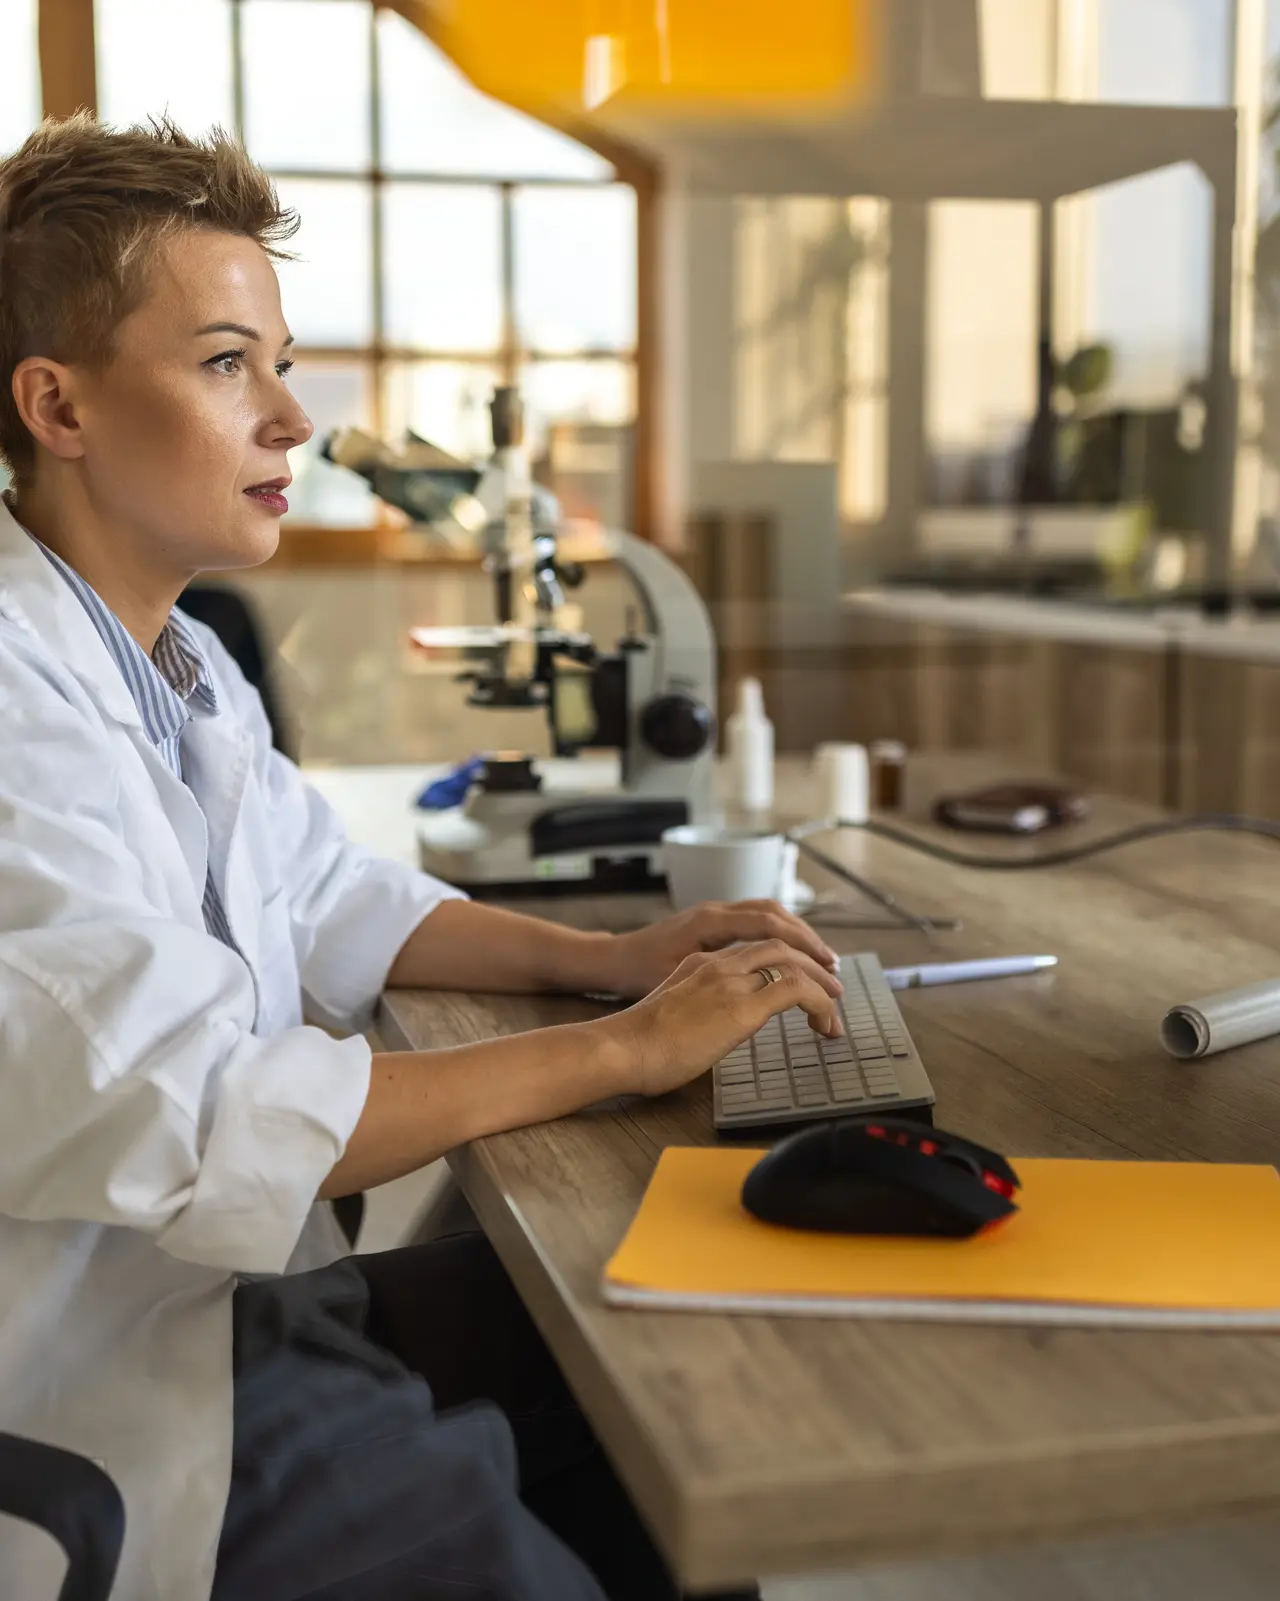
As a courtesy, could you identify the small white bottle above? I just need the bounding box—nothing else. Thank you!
[726,676,775,813]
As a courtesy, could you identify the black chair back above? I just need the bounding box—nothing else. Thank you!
[180,583,294,759]
[0,1433,124,1601]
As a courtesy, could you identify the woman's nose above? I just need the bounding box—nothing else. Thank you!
[268,388,313,450]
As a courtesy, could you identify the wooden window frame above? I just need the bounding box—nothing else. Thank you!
[40,0,659,542]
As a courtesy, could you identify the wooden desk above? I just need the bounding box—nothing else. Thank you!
[378,758,1280,1591]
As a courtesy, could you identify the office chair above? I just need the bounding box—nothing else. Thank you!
[0,1433,124,1601]
[180,582,295,760]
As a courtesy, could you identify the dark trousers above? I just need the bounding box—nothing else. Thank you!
[213,1232,758,1601]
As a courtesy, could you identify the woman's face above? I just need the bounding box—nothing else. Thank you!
[66,226,313,574]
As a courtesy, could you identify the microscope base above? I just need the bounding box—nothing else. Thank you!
[427,854,666,900]
[417,786,694,897]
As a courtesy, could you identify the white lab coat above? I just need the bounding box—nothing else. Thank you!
[0,500,464,1599]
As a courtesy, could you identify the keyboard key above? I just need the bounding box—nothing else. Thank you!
[832,1083,867,1101]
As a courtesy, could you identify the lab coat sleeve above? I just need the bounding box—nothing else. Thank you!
[204,631,467,1031]
[0,639,368,1273]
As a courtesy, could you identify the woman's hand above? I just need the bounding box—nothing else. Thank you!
[604,939,845,1100]
[595,900,839,999]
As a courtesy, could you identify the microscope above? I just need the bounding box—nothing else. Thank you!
[322,388,719,894]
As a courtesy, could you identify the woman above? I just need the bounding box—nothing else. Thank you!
[0,114,842,1601]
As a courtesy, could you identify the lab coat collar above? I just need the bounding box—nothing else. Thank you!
[0,496,143,730]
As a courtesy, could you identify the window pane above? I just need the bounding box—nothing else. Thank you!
[519,360,635,453]
[242,0,370,171]
[926,201,1037,477]
[0,0,39,155]
[514,187,637,353]
[519,362,635,530]
[382,185,503,352]
[1092,166,1212,405]
[282,360,377,526]
[383,361,504,460]
[273,179,373,345]
[377,10,612,181]
[96,0,234,137]
[1097,0,1231,107]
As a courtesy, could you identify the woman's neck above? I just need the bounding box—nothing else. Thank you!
[10,481,188,655]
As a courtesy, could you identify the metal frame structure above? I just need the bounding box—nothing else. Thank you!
[598,92,1240,585]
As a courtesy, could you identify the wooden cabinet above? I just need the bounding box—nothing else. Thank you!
[832,609,1280,819]
[793,613,1171,806]
[1177,650,1280,818]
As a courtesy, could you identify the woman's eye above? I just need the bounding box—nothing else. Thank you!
[275,359,294,380]
[206,349,245,376]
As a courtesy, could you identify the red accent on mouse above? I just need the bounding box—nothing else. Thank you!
[741,1117,1021,1239]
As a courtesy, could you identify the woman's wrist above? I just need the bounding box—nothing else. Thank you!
[581,1010,646,1098]
[542,927,623,996]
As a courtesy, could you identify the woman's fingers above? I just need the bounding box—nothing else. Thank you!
[698,901,839,969]
[710,938,844,999]
[744,962,844,1038]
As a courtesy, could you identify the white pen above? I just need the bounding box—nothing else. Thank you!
[883,955,1058,990]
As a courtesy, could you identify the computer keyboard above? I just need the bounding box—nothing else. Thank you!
[713,952,935,1134]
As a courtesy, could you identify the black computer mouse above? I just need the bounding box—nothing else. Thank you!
[741,1117,1021,1238]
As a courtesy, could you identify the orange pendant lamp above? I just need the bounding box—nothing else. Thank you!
[424,0,879,118]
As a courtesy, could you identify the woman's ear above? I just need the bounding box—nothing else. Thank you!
[10,357,87,466]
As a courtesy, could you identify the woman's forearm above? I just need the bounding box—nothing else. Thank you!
[319,1017,633,1198]
[384,899,615,996]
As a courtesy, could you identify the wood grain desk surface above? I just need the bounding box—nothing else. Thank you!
[378,756,1280,1590]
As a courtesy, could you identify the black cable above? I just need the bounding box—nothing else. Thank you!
[859,813,1280,871]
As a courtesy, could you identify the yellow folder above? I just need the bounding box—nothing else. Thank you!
[603,1147,1280,1328]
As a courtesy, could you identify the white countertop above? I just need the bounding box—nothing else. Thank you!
[844,587,1280,662]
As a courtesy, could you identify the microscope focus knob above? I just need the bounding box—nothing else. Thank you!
[640,693,714,761]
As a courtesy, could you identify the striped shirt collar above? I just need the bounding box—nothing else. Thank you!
[27,535,218,750]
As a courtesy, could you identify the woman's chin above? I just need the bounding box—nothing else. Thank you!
[202,512,284,572]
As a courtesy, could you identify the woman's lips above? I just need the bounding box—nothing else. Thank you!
[244,486,289,515]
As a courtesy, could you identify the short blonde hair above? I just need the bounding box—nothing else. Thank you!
[0,113,298,486]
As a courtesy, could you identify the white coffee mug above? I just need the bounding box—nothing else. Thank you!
[660,825,787,910]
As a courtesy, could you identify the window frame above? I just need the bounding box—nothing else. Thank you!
[47,0,657,536]
[228,0,640,519]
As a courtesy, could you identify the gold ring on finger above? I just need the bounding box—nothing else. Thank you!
[760,965,784,987]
